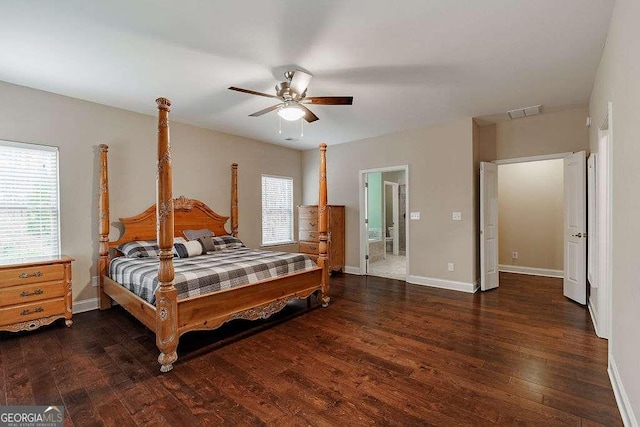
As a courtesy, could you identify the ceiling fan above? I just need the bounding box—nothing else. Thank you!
[228,70,353,123]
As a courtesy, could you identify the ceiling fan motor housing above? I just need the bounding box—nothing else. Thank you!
[276,81,305,101]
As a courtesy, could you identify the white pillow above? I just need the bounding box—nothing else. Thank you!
[173,240,205,258]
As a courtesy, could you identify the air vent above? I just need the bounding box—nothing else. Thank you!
[507,104,542,120]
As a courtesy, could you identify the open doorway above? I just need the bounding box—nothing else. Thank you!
[359,166,408,280]
[497,158,565,279]
[480,152,588,306]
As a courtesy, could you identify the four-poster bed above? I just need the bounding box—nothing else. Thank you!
[97,97,330,372]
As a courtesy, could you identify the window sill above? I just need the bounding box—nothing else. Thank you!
[261,241,297,248]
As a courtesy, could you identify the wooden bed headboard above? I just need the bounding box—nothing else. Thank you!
[109,196,230,248]
[99,142,239,252]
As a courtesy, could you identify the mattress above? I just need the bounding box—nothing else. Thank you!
[109,247,318,304]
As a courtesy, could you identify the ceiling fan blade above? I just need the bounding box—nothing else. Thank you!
[299,104,319,123]
[229,87,279,99]
[290,70,313,97]
[302,96,353,105]
[249,104,282,117]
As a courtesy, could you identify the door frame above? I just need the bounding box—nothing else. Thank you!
[359,165,409,277]
[493,152,572,280]
[363,173,370,272]
[494,152,572,165]
[594,102,613,340]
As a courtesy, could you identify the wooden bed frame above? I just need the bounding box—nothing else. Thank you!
[97,97,330,372]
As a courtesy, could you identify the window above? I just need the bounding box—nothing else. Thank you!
[0,140,60,260]
[261,175,294,246]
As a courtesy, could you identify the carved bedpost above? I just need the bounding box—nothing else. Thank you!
[154,97,178,373]
[317,143,330,307]
[98,144,112,310]
[231,163,238,237]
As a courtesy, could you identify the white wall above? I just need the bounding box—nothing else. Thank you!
[303,118,477,287]
[0,81,303,305]
[589,0,640,422]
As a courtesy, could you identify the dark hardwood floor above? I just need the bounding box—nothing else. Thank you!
[0,272,621,426]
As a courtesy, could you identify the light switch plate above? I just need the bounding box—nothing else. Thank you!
[448,262,454,271]
[452,212,462,221]
[410,212,420,220]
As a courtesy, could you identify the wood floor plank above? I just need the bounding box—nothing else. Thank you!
[0,272,623,425]
[199,356,290,423]
[95,399,138,427]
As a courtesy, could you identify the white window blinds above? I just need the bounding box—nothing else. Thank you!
[0,140,60,260]
[262,175,294,245]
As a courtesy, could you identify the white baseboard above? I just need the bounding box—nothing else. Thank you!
[344,265,362,275]
[472,280,480,293]
[609,356,638,427]
[407,275,478,293]
[587,297,603,338]
[73,297,98,314]
[499,264,564,278]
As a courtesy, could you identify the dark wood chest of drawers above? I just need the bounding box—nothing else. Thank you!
[298,205,345,273]
[0,255,74,332]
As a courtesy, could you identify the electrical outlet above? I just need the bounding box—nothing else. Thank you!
[91,276,99,287]
[410,212,420,220]
[512,251,518,259]
[452,212,462,221]
[448,262,454,272]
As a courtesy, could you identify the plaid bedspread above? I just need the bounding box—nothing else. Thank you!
[109,248,318,304]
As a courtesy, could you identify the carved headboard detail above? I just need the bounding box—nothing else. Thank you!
[109,197,229,247]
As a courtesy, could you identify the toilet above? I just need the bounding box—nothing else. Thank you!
[385,226,394,252]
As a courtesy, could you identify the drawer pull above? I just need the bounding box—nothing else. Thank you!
[21,307,44,316]
[20,289,44,297]
[19,271,43,279]
[308,246,317,251]
[308,222,317,227]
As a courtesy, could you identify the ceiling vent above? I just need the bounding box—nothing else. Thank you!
[507,104,542,120]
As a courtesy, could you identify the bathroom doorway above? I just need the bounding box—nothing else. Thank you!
[359,166,408,280]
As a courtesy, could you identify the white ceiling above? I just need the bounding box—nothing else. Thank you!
[0,1,614,150]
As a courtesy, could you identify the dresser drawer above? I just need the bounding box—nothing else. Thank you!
[299,230,319,242]
[0,281,66,307]
[299,218,319,231]
[0,263,65,288]
[298,207,318,218]
[0,298,66,326]
[299,241,320,255]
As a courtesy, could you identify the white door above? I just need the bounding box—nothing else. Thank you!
[364,175,370,273]
[392,183,400,255]
[564,151,587,305]
[480,162,499,291]
[587,154,598,288]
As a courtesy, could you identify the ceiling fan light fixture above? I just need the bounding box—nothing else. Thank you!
[277,103,305,121]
